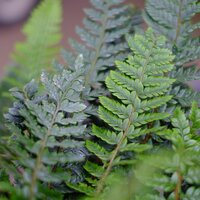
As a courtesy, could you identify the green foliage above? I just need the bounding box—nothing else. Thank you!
[0,1,199,199]
[0,181,25,200]
[0,0,62,133]
[141,104,200,199]
[144,0,200,112]
[135,103,200,199]
[62,0,140,110]
[88,103,200,200]
[3,56,87,199]
[68,28,175,196]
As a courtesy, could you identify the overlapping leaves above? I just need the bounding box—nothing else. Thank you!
[144,0,200,112]
[135,102,200,199]
[68,28,175,196]
[62,0,140,107]
[3,56,87,199]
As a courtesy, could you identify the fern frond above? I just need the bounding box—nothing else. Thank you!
[0,181,25,199]
[3,56,87,199]
[144,0,200,111]
[13,0,62,81]
[62,0,140,104]
[69,28,175,196]
[0,0,62,133]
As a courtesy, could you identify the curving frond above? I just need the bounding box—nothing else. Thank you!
[68,29,175,196]
[3,56,87,199]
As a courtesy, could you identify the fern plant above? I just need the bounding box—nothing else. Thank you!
[68,28,175,196]
[0,0,62,133]
[62,0,140,110]
[0,1,200,199]
[144,0,200,112]
[3,56,87,199]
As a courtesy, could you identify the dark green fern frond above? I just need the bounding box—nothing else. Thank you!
[68,28,175,196]
[144,0,200,59]
[3,56,87,199]
[144,0,200,111]
[62,0,140,106]
[0,0,62,133]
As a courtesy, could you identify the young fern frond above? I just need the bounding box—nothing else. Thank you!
[62,0,140,107]
[68,28,175,196]
[0,0,62,133]
[3,56,87,199]
[135,102,200,199]
[144,0,200,111]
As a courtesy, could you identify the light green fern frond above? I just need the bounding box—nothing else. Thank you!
[68,28,175,196]
[135,103,200,199]
[13,0,62,81]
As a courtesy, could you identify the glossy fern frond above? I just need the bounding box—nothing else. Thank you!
[144,0,200,111]
[62,0,139,105]
[3,56,87,199]
[0,0,62,133]
[68,28,175,196]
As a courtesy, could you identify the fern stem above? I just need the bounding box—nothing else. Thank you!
[174,170,182,200]
[84,8,108,87]
[96,108,135,195]
[173,0,183,44]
